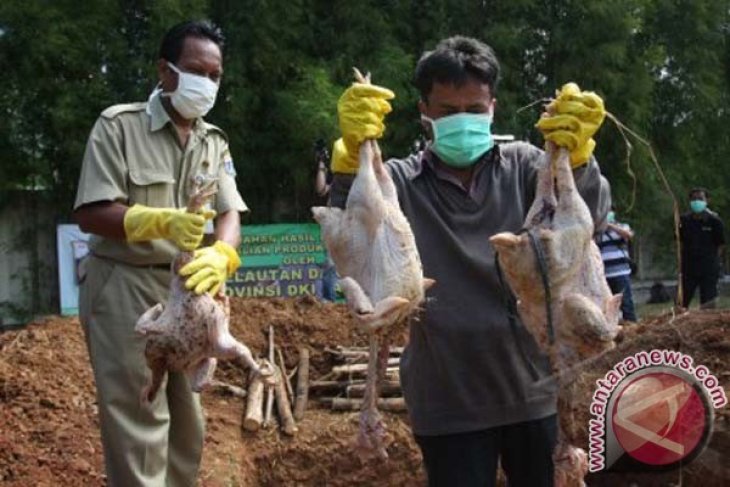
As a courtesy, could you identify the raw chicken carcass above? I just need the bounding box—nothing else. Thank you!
[490,143,622,487]
[135,176,266,405]
[490,144,622,368]
[312,71,434,459]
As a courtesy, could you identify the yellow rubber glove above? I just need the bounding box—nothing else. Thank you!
[535,82,606,167]
[332,83,395,174]
[179,240,241,295]
[124,204,216,251]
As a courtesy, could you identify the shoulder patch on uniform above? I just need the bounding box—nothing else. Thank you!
[101,102,147,119]
[224,157,237,177]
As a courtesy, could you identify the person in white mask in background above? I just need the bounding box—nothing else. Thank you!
[328,36,611,486]
[73,20,247,486]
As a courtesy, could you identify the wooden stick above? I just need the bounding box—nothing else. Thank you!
[331,360,400,375]
[330,397,406,412]
[327,346,404,357]
[333,345,404,354]
[287,365,298,383]
[293,347,310,421]
[209,379,247,399]
[243,372,264,431]
[309,380,363,393]
[316,397,335,407]
[263,325,275,428]
[273,364,298,436]
[346,380,400,398]
[277,347,294,401]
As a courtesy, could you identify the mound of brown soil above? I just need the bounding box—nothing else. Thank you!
[0,296,422,486]
[1,299,728,486]
[567,310,730,486]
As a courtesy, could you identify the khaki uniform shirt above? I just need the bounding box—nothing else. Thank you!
[74,94,248,266]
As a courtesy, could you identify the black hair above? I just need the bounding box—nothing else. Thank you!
[414,35,500,102]
[689,187,709,199]
[159,20,225,64]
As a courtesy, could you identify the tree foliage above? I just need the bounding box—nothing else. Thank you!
[1,0,728,274]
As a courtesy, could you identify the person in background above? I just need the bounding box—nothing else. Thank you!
[313,138,338,301]
[596,207,638,324]
[73,20,247,486]
[680,188,725,309]
[329,36,610,486]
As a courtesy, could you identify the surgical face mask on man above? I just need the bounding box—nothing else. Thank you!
[421,112,494,168]
[162,62,219,120]
[690,199,707,213]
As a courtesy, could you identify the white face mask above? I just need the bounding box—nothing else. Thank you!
[162,62,219,119]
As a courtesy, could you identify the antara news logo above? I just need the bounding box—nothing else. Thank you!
[588,349,727,472]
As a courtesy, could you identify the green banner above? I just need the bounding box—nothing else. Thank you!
[226,223,329,299]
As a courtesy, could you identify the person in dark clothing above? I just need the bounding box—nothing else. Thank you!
[680,188,725,308]
[647,281,672,304]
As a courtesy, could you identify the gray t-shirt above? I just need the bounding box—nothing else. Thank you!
[336,142,610,436]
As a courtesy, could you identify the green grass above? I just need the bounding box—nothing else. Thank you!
[635,294,730,320]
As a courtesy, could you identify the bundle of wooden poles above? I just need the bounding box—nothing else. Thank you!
[242,326,310,436]
[233,330,407,437]
[310,345,407,412]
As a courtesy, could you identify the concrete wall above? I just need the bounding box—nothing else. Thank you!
[0,191,58,326]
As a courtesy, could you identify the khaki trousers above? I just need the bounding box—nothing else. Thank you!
[79,256,204,487]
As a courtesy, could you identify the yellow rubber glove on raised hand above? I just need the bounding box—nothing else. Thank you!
[124,204,216,251]
[331,82,395,174]
[535,82,606,167]
[179,240,241,295]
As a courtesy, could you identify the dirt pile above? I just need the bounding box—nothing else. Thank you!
[0,296,422,486]
[569,310,730,486]
[1,298,728,486]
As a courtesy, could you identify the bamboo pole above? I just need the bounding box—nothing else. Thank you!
[293,347,310,421]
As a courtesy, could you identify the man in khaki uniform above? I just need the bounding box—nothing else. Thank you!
[73,20,247,486]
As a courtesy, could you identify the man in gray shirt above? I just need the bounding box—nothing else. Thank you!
[330,36,610,486]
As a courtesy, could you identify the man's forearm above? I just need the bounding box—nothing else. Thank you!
[73,201,128,240]
[215,210,241,248]
[607,223,634,240]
